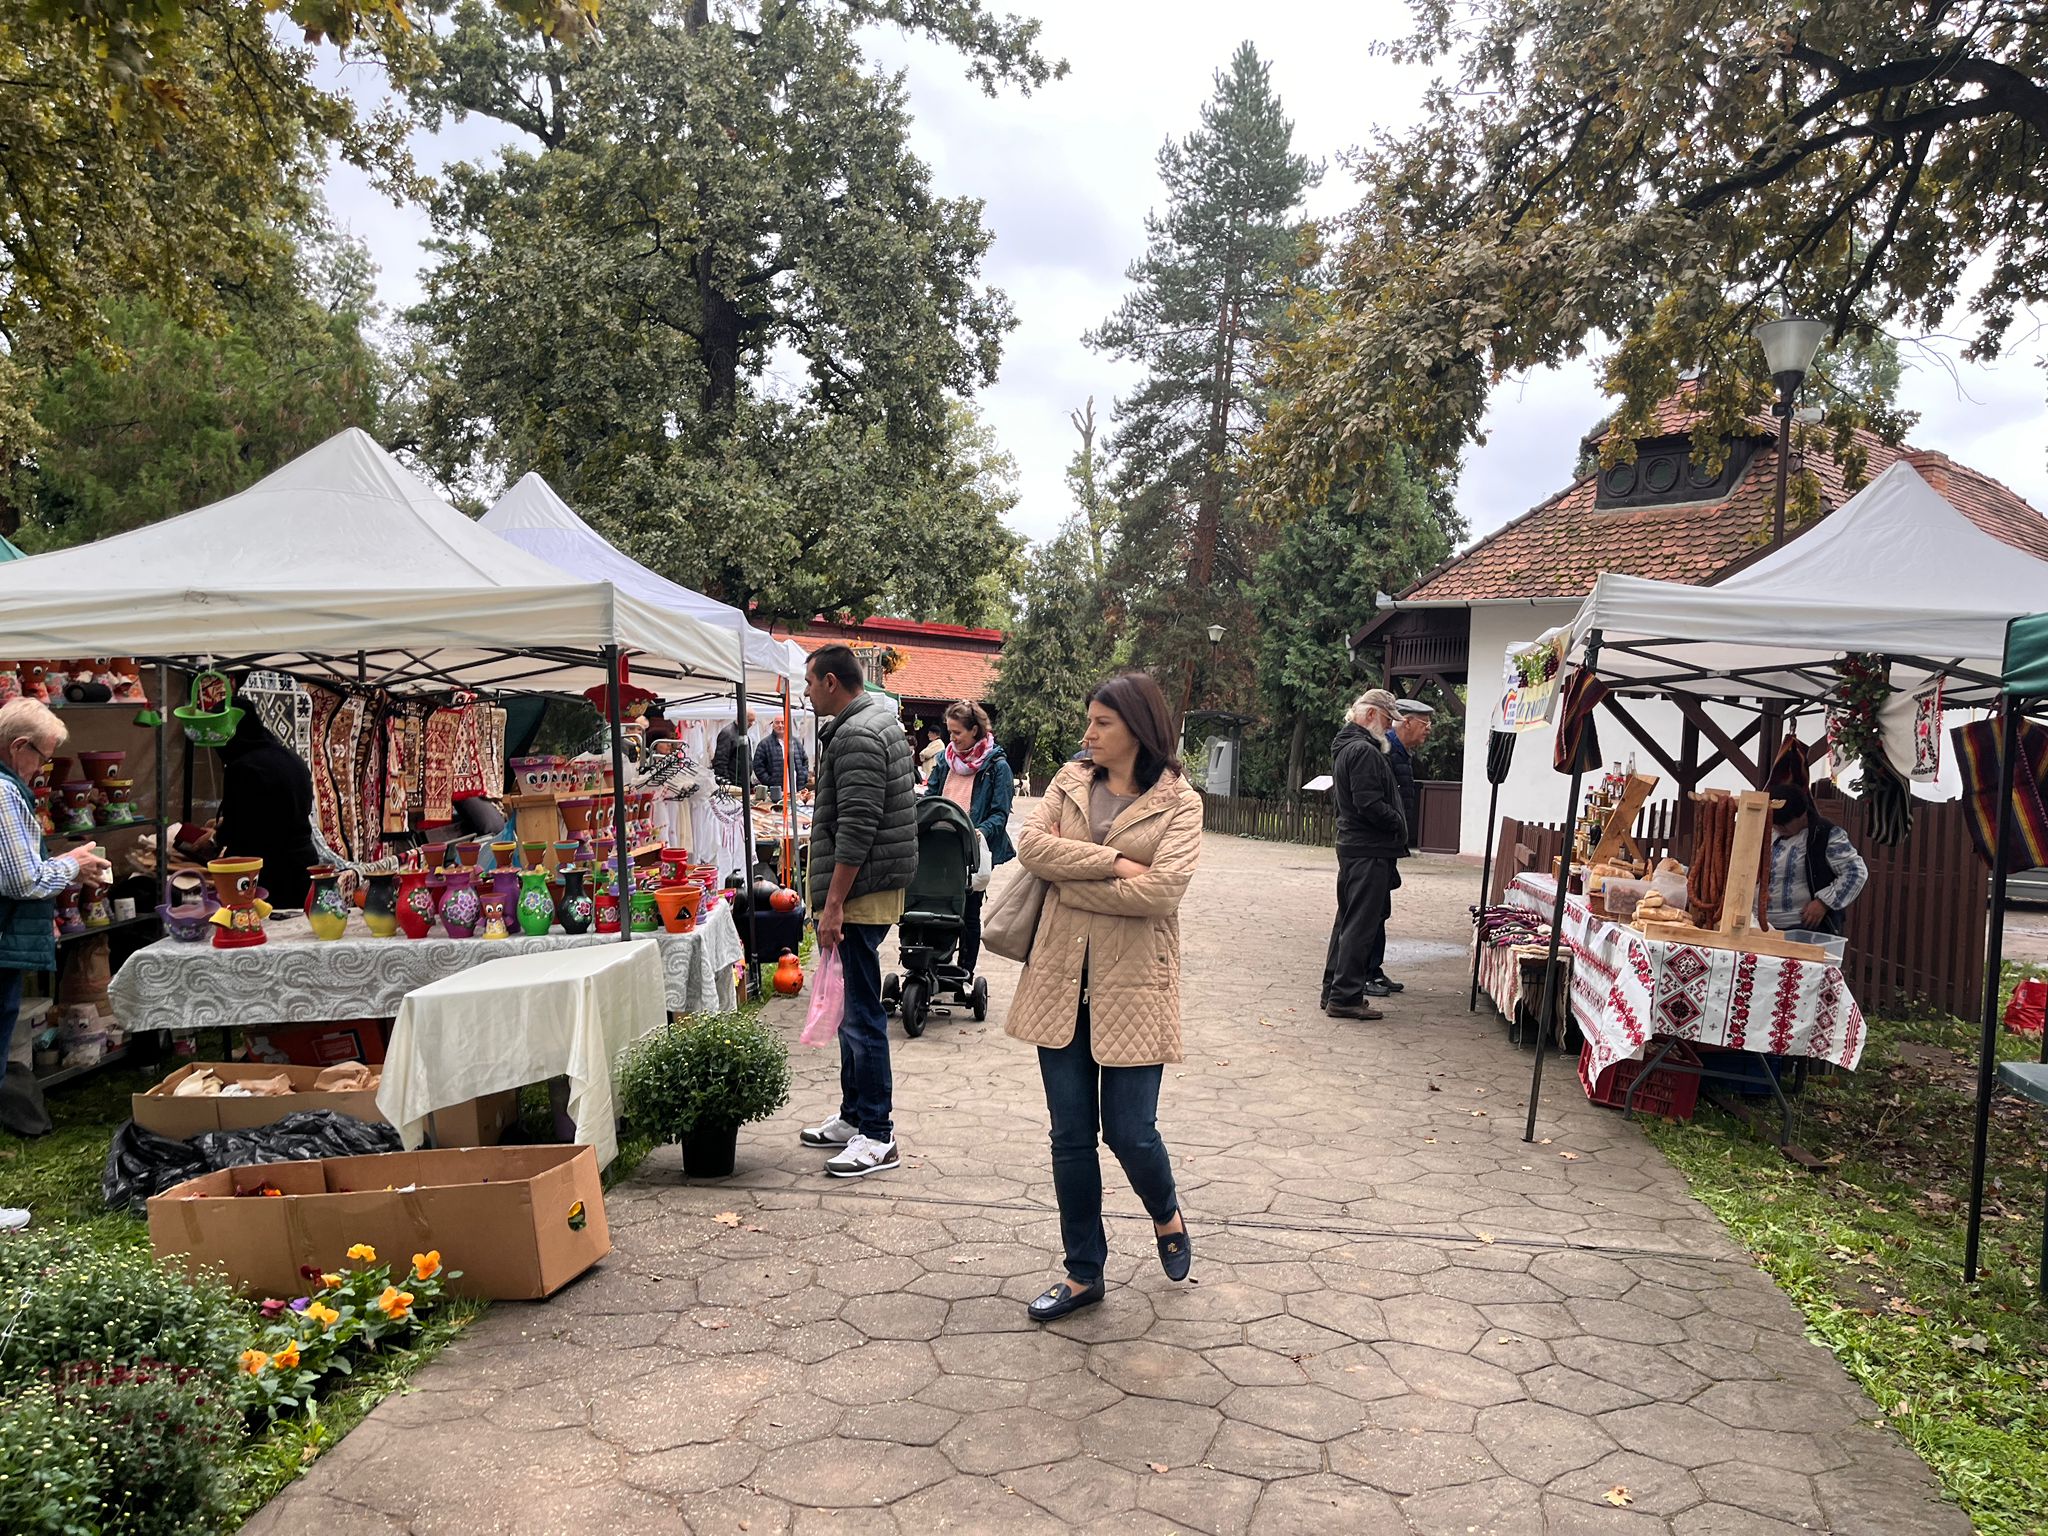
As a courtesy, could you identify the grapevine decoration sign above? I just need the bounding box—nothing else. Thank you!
[1827,652,1914,845]
[1501,629,1569,732]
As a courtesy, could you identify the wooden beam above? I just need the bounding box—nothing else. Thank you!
[1675,697,1763,783]
[1599,696,1688,783]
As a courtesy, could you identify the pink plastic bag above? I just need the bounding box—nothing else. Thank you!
[800,946,845,1047]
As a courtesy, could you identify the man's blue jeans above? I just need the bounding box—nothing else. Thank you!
[1037,998,1178,1287]
[835,924,893,1142]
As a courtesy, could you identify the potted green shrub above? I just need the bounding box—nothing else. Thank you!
[616,1013,791,1177]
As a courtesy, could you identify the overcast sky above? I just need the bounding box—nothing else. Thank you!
[323,0,2048,552]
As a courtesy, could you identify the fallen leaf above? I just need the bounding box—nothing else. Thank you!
[1423,1137,1437,1144]
[948,1254,975,1265]
[696,1316,731,1330]
[713,1211,742,1227]
[1537,1137,1553,1145]
[1497,1336,1516,1345]
[1890,1399,1912,1418]
[1604,1485,1633,1507]
[1427,1081,1442,1092]
[1215,1059,1230,1066]
[1474,1231,1496,1245]
[1949,1333,1989,1354]
[1559,1151,1579,1161]
[1259,1017,1274,1028]
[744,1224,764,1233]
[1149,1463,1169,1475]
[1520,1165,1532,1172]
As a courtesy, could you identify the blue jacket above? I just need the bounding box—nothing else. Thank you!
[0,763,58,971]
[923,744,1015,866]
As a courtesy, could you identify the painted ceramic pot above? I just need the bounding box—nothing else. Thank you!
[491,862,520,914]
[454,842,482,872]
[37,755,69,794]
[557,867,594,935]
[489,839,518,873]
[206,857,270,949]
[305,866,349,941]
[510,756,554,796]
[82,887,112,929]
[396,869,436,940]
[559,797,596,837]
[478,894,510,941]
[520,839,549,870]
[57,781,95,837]
[629,889,660,934]
[654,884,702,934]
[362,871,400,939]
[440,869,481,939]
[594,891,621,935]
[516,869,555,937]
[77,750,125,785]
[54,887,85,936]
[95,779,139,826]
[659,847,691,887]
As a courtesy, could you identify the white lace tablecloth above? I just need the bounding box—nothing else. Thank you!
[1505,873,1866,1085]
[109,903,742,1033]
[379,941,666,1169]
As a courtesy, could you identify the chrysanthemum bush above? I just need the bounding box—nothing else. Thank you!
[0,1230,245,1377]
[234,1244,459,1424]
[616,1011,791,1140]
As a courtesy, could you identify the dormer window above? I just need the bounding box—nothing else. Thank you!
[1593,432,1761,510]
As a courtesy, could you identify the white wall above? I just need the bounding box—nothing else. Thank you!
[1454,602,1766,856]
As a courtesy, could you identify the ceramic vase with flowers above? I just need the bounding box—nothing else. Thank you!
[557,867,594,934]
[440,870,481,939]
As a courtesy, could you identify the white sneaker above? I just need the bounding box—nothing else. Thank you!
[800,1113,858,1148]
[0,1207,28,1233]
[824,1135,900,1179]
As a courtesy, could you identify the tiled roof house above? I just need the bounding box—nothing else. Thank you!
[765,615,1004,722]
[1363,388,2048,854]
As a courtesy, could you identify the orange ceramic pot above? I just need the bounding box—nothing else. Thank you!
[654,884,702,934]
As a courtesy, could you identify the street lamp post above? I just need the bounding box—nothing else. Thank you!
[1751,315,1828,547]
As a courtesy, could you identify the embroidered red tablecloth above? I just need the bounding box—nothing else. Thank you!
[1505,873,1866,1084]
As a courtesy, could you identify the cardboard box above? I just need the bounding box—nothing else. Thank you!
[135,1062,388,1139]
[426,1088,521,1148]
[148,1145,609,1300]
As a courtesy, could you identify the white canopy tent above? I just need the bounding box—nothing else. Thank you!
[479,472,798,696]
[1564,461,2048,707]
[0,430,748,695]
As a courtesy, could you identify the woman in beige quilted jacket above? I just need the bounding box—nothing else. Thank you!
[1008,671,1203,1323]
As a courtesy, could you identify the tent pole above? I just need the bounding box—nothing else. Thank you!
[604,646,632,946]
[734,679,761,997]
[1469,775,1504,1013]
[1965,694,2021,1281]
[1524,629,1602,1144]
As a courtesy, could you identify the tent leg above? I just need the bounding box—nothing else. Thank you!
[604,646,632,946]
[1469,778,1504,1013]
[735,680,762,998]
[1965,696,2021,1282]
[1524,629,1601,1145]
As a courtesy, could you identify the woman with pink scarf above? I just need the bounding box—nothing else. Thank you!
[921,701,1014,978]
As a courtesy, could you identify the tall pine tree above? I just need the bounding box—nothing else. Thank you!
[1088,42,1317,728]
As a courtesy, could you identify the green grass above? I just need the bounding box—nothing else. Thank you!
[1643,1005,2048,1536]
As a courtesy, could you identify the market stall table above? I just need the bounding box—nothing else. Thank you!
[1473,935,1573,1050]
[378,942,665,1168]
[1504,873,1867,1114]
[108,904,742,1034]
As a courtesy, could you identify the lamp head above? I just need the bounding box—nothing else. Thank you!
[1752,315,1827,395]
[1206,622,1225,645]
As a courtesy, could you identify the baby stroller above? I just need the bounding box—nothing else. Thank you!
[883,798,989,1037]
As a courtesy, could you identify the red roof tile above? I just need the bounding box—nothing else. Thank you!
[777,616,1003,707]
[1407,395,2044,601]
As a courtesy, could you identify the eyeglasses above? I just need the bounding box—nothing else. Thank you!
[10,738,54,768]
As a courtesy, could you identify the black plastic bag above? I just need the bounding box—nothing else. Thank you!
[103,1109,402,1214]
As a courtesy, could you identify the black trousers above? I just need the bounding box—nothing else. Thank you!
[1321,851,1394,1008]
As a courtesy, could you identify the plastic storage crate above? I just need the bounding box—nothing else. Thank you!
[1578,1039,1702,1120]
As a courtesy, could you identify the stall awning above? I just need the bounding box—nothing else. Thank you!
[480,473,798,696]
[0,430,748,694]
[1565,462,2048,706]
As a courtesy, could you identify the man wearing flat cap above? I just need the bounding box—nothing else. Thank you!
[1321,689,1407,1021]
[1364,697,1435,997]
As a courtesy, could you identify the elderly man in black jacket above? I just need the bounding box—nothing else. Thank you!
[798,645,917,1179]
[1320,689,1408,1021]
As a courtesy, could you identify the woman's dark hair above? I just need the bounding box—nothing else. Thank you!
[1086,672,1181,791]
[944,700,992,741]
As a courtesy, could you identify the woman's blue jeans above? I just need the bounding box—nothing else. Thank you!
[1037,996,1179,1287]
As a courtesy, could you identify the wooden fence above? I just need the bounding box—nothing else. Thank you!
[1204,781,1464,854]
[1485,790,1986,1019]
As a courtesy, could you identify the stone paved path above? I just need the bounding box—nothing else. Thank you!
[246,828,1969,1534]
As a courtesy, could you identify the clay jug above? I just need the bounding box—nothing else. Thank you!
[396,869,435,940]
[558,867,594,935]
[305,866,349,941]
[516,868,555,937]
[773,951,805,996]
[362,871,400,938]
[440,869,481,939]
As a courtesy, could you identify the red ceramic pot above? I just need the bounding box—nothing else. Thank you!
[396,869,435,940]
[594,892,621,934]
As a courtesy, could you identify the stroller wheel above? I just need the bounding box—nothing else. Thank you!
[970,976,989,1022]
[900,977,929,1038]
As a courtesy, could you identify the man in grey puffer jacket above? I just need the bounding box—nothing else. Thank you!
[800,644,917,1177]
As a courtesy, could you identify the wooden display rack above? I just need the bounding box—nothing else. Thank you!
[1585,772,1659,869]
[1633,789,1827,962]
[502,792,660,873]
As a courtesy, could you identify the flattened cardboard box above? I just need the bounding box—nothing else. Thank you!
[134,1062,388,1139]
[148,1145,609,1301]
